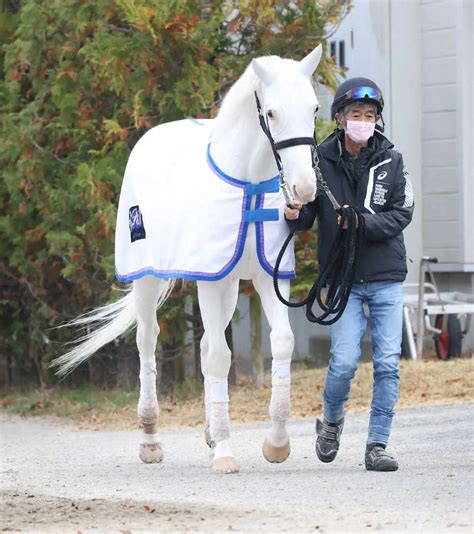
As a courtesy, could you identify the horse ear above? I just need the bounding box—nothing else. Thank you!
[252,58,276,86]
[299,44,323,78]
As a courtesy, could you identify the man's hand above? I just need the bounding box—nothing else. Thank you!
[337,204,359,229]
[284,201,302,220]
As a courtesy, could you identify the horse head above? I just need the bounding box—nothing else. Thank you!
[252,45,322,205]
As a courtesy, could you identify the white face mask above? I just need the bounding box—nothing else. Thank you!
[346,120,376,144]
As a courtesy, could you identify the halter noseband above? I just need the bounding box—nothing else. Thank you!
[254,91,339,211]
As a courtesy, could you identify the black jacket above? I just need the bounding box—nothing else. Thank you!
[287,129,414,283]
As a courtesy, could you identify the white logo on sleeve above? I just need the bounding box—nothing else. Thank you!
[377,171,387,180]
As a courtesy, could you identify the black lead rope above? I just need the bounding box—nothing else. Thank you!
[253,91,362,325]
[273,206,362,325]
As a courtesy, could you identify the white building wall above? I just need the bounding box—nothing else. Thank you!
[389,0,423,283]
[419,0,473,351]
[421,0,463,262]
[457,0,474,265]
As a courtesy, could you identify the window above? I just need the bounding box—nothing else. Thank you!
[339,41,346,68]
[329,40,346,68]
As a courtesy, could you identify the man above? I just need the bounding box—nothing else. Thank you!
[285,77,414,471]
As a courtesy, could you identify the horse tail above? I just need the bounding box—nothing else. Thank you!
[51,279,175,377]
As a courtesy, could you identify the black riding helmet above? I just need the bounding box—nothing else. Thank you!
[331,77,384,120]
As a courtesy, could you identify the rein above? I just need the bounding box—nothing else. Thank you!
[254,91,361,325]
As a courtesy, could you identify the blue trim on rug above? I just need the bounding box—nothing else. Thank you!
[187,117,206,126]
[207,143,279,189]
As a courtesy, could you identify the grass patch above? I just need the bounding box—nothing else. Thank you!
[1,357,472,430]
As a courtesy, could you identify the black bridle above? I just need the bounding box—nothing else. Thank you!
[254,91,362,325]
[254,91,317,207]
[254,91,340,210]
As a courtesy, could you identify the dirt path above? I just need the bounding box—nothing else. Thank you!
[1,403,473,532]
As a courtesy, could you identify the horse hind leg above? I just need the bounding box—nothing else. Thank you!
[134,276,166,463]
[253,274,294,463]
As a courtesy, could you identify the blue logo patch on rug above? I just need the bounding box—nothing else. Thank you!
[129,205,146,242]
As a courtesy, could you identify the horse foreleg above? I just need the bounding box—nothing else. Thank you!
[199,333,215,448]
[134,276,163,463]
[197,279,239,473]
[253,273,294,463]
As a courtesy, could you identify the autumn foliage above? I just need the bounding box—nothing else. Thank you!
[0,1,349,386]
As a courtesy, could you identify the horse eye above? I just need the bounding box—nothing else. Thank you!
[267,110,274,119]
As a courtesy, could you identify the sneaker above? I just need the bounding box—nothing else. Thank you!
[365,443,399,472]
[315,417,344,463]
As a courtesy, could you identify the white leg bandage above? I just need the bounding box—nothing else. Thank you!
[272,360,291,385]
[267,421,289,447]
[139,357,157,404]
[139,377,157,409]
[208,378,230,443]
[138,357,159,432]
[269,360,291,421]
[213,439,233,461]
[208,378,229,402]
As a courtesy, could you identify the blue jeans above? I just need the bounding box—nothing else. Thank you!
[323,281,403,445]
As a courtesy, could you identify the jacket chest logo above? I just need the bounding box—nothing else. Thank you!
[377,170,387,180]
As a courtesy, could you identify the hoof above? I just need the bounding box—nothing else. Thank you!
[139,442,163,464]
[211,456,239,474]
[262,438,290,463]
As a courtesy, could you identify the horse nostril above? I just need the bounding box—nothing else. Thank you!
[294,182,316,203]
[293,185,300,201]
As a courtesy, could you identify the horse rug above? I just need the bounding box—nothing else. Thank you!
[115,119,295,283]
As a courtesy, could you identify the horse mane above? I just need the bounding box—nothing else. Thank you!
[214,55,283,126]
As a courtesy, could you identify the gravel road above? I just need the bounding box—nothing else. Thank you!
[1,403,473,533]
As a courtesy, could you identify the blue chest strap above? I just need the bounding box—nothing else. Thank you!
[243,176,280,222]
[244,177,279,196]
[243,209,279,222]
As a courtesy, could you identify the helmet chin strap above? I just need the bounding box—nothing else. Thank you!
[376,114,385,133]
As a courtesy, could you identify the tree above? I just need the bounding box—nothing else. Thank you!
[0,0,350,386]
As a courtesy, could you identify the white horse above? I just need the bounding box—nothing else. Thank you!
[54,45,322,473]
